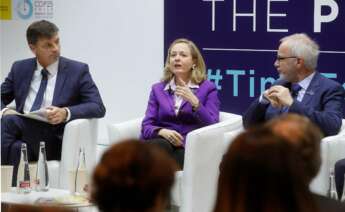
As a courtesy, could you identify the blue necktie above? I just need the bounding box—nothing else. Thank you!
[30,69,49,111]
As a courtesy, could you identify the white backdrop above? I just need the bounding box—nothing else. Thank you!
[0,0,164,142]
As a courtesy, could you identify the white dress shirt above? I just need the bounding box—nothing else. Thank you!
[23,60,59,113]
[22,59,71,121]
[294,72,315,102]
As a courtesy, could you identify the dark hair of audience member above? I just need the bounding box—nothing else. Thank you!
[214,127,318,212]
[265,114,323,183]
[91,139,178,212]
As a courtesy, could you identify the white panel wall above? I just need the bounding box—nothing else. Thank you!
[0,0,164,142]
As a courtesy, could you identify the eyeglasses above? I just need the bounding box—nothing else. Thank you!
[276,56,298,62]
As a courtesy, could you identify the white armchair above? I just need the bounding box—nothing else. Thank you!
[106,112,243,210]
[48,119,98,189]
[310,119,345,195]
[180,113,242,212]
[107,117,143,144]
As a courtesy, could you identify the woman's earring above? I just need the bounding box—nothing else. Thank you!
[192,64,196,70]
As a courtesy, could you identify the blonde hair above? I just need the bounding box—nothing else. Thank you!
[162,38,206,84]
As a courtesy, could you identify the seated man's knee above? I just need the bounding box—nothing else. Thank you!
[1,115,26,134]
[2,115,22,126]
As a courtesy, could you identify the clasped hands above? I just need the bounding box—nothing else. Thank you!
[46,106,67,125]
[263,85,294,108]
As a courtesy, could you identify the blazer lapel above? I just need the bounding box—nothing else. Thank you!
[18,59,36,112]
[52,57,68,105]
[301,72,320,106]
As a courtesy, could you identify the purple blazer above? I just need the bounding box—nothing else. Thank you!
[140,80,220,145]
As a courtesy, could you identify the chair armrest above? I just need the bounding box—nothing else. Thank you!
[223,128,244,150]
[181,115,243,212]
[219,111,241,122]
[107,117,143,144]
[310,131,345,195]
[58,119,99,189]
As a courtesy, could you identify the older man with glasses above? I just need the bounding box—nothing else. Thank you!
[243,33,344,137]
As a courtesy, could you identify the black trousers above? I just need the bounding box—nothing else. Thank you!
[335,158,345,198]
[1,114,65,185]
[146,138,185,169]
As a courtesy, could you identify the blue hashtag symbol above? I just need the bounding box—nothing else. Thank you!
[207,69,223,90]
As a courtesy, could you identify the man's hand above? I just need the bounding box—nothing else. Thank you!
[158,128,183,147]
[175,78,200,109]
[263,90,280,108]
[46,106,67,125]
[266,85,294,107]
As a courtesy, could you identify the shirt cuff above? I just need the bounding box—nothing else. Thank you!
[0,108,9,118]
[64,107,71,122]
[259,94,270,105]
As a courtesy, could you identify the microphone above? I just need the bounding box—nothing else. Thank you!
[168,85,174,95]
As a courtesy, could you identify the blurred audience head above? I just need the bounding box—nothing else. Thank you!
[163,38,206,84]
[265,114,323,183]
[7,204,72,212]
[91,139,178,212]
[214,127,317,212]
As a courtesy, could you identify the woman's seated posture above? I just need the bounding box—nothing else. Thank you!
[140,38,220,168]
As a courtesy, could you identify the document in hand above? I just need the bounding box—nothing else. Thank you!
[2,108,48,123]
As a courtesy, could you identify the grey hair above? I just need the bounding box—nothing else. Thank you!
[280,33,319,71]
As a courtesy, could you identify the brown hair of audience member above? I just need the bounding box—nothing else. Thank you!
[7,204,72,212]
[265,114,323,183]
[214,127,318,212]
[91,139,178,212]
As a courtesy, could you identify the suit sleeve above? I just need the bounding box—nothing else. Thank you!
[288,84,345,136]
[67,64,106,120]
[242,97,270,129]
[192,84,220,125]
[1,63,16,109]
[141,87,161,139]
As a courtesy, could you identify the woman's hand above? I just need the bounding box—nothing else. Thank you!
[158,128,183,147]
[175,78,200,109]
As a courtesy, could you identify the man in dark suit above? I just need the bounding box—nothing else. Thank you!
[1,20,105,182]
[243,33,345,136]
[266,114,345,211]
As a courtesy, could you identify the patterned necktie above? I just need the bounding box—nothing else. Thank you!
[30,69,49,111]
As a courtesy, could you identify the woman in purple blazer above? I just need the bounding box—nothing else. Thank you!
[140,38,220,169]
